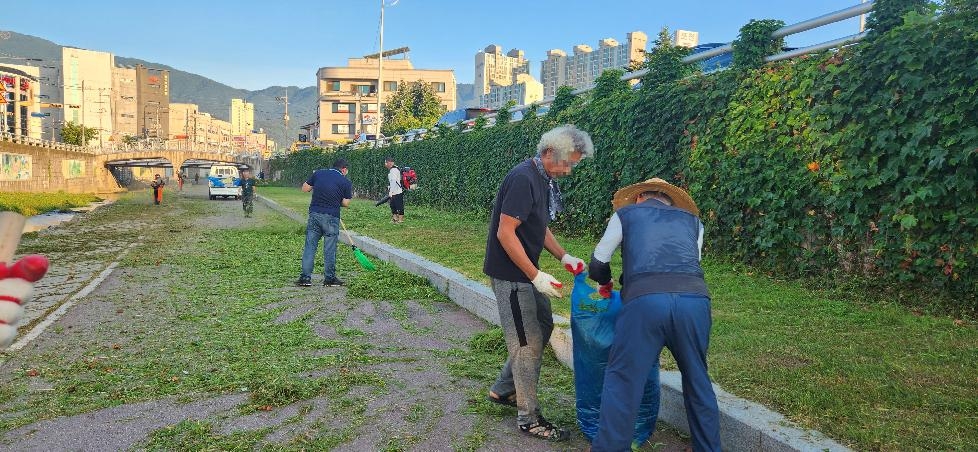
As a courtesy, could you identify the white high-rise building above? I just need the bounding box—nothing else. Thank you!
[540,31,648,99]
[62,47,115,146]
[481,73,544,110]
[230,99,255,136]
[474,45,530,98]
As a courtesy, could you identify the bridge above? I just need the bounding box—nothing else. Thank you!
[0,133,264,193]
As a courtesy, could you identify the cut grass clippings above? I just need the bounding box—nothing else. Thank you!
[0,191,101,216]
[0,194,387,442]
[261,187,978,451]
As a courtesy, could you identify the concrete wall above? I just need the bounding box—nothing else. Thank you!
[0,140,263,194]
[0,140,117,193]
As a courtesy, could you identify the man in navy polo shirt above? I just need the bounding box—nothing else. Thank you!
[297,158,352,287]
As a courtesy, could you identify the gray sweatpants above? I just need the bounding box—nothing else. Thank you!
[489,278,555,425]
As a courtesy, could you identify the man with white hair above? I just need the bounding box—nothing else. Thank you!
[483,124,594,442]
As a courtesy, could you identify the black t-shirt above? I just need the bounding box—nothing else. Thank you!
[483,159,551,282]
[306,169,352,218]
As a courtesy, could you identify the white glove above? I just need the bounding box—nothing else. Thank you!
[531,270,564,298]
[0,278,32,348]
[560,253,585,275]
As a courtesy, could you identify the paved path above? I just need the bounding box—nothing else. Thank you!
[1,186,688,451]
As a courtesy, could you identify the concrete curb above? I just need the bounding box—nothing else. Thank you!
[258,196,851,452]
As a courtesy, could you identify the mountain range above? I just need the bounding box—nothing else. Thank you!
[1,31,478,147]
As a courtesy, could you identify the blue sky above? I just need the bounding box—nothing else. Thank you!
[2,0,864,91]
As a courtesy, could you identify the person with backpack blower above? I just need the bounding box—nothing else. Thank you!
[384,157,405,224]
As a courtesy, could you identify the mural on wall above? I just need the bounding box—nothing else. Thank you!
[62,160,85,179]
[0,153,32,181]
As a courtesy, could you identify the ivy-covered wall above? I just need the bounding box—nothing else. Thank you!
[273,5,978,306]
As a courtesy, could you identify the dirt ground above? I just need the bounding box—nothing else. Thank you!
[1,185,688,451]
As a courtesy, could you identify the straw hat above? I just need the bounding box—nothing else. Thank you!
[611,178,700,216]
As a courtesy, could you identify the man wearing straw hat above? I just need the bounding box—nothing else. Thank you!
[483,125,593,442]
[588,178,721,452]
[296,158,352,288]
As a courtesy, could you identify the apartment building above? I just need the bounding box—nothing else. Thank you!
[540,31,648,99]
[168,103,199,140]
[316,56,455,143]
[62,47,115,146]
[481,73,543,110]
[674,29,700,48]
[474,45,529,97]
[0,64,43,139]
[135,64,170,139]
[111,66,138,139]
[230,98,254,136]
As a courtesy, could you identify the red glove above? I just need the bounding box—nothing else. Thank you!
[1,255,49,348]
[598,281,614,299]
[560,254,585,275]
[0,255,50,282]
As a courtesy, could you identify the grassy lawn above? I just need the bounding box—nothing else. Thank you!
[262,186,978,451]
[0,192,101,216]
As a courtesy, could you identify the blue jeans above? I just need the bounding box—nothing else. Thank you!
[592,293,721,452]
[301,211,340,280]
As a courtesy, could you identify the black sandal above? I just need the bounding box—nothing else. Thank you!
[519,417,569,442]
[487,391,517,407]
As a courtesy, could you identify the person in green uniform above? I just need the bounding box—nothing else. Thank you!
[240,169,258,217]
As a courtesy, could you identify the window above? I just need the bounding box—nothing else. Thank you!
[354,84,374,95]
[383,81,397,91]
[327,81,341,91]
[362,103,378,113]
[441,104,448,112]
[430,82,446,93]
[332,124,353,134]
[332,103,354,113]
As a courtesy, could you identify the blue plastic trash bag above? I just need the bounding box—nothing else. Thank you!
[571,272,660,445]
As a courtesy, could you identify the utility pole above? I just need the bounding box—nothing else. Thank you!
[276,88,289,147]
[377,0,384,137]
[80,80,86,146]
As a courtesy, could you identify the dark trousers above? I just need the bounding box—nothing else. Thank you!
[390,193,404,215]
[592,292,721,452]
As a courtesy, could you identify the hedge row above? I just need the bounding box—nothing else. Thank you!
[273,6,978,307]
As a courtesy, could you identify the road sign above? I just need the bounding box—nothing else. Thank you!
[30,112,50,117]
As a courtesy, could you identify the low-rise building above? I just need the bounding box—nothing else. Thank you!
[316,55,455,143]
[0,64,42,139]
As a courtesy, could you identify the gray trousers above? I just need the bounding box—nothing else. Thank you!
[490,278,555,425]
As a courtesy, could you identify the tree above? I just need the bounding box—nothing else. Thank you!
[495,100,517,124]
[549,85,581,119]
[642,27,698,89]
[590,69,629,100]
[381,80,444,136]
[60,121,98,146]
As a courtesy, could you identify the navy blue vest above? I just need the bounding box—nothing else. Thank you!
[618,200,709,302]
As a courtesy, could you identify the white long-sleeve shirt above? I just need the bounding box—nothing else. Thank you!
[592,212,705,263]
[388,167,403,196]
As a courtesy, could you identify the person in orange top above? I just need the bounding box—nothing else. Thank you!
[150,174,166,205]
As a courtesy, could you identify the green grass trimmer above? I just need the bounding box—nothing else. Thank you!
[339,219,376,271]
